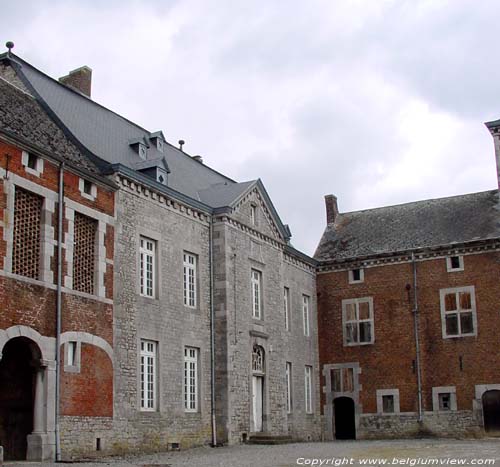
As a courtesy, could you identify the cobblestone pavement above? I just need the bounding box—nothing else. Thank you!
[5,439,500,467]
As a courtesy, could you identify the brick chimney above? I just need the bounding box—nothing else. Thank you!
[59,66,92,98]
[324,194,339,224]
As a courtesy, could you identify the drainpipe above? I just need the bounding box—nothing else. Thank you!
[55,163,64,461]
[209,216,217,447]
[411,252,423,423]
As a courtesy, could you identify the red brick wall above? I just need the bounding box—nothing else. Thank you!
[317,250,500,414]
[0,140,115,417]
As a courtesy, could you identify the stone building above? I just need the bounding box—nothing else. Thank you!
[0,48,321,461]
[315,122,500,439]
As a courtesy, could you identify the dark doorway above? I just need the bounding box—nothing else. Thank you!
[333,396,356,440]
[483,390,500,433]
[0,337,37,460]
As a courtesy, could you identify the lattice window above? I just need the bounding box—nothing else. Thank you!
[73,212,97,294]
[12,187,43,278]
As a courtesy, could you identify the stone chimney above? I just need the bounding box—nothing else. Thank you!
[59,66,92,98]
[324,194,339,224]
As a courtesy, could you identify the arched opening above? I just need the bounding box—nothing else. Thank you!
[483,390,500,433]
[0,337,40,460]
[333,396,356,440]
[251,345,265,432]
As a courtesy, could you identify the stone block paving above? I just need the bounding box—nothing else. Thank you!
[5,439,500,467]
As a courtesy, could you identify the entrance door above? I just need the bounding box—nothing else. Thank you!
[483,390,500,433]
[333,396,356,440]
[252,375,264,432]
[0,338,36,460]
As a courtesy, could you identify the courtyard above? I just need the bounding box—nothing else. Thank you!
[4,439,500,467]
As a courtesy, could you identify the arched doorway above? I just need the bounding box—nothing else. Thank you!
[483,390,500,433]
[0,337,40,460]
[333,396,356,440]
[251,345,265,432]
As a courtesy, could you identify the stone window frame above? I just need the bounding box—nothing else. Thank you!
[250,203,258,226]
[304,365,313,414]
[348,268,364,284]
[432,386,457,412]
[139,338,158,412]
[21,150,44,177]
[183,346,200,413]
[439,285,477,339]
[446,255,464,273]
[64,199,109,299]
[3,174,57,285]
[78,177,97,201]
[302,294,311,337]
[376,388,400,414]
[286,361,293,414]
[63,340,82,373]
[251,268,263,320]
[183,251,198,309]
[342,297,375,346]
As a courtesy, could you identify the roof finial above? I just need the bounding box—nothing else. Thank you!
[5,41,14,57]
[178,139,185,151]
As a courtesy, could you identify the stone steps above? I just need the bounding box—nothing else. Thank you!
[247,433,295,445]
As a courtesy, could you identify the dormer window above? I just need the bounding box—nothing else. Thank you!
[138,143,147,160]
[156,139,164,152]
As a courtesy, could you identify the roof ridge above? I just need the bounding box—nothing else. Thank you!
[341,189,497,216]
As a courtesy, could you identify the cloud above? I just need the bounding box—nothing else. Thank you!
[2,0,498,254]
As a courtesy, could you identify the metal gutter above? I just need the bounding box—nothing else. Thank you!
[209,217,217,447]
[411,252,423,423]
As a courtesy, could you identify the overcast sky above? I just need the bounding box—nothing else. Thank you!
[3,0,500,255]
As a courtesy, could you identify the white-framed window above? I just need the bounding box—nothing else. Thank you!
[78,177,97,201]
[439,286,476,338]
[140,237,156,298]
[284,287,290,331]
[250,204,257,226]
[68,341,77,366]
[432,386,457,411]
[184,347,199,412]
[183,252,197,308]
[286,362,292,414]
[251,269,262,319]
[140,339,157,411]
[305,365,313,414]
[376,389,400,414]
[348,268,364,284]
[446,255,464,272]
[21,150,44,177]
[302,294,310,337]
[342,297,374,346]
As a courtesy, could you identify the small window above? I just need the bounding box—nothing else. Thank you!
[157,139,164,152]
[21,151,43,176]
[79,178,97,200]
[68,341,77,366]
[377,389,400,414]
[439,393,451,411]
[250,204,257,226]
[139,143,147,160]
[184,347,199,412]
[183,252,197,308]
[140,339,157,411]
[342,297,374,345]
[83,179,92,195]
[382,395,395,413]
[349,268,364,284]
[432,386,457,411]
[251,269,262,319]
[446,255,464,272]
[140,237,156,298]
[440,286,476,338]
[302,295,310,337]
[304,366,313,414]
[27,153,38,170]
[64,340,80,372]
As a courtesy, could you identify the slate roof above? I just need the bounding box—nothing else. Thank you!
[314,190,500,262]
[0,75,102,175]
[6,54,235,200]
[197,180,256,208]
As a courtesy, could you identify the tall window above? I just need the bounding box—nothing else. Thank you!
[184,347,199,412]
[342,297,374,345]
[73,212,97,294]
[12,187,43,278]
[140,237,156,298]
[250,204,257,225]
[305,366,313,414]
[302,295,310,337]
[284,287,290,330]
[183,252,197,308]
[286,362,292,413]
[440,286,476,338]
[251,269,262,319]
[140,340,157,411]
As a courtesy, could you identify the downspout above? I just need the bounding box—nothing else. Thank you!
[209,216,217,447]
[411,252,423,423]
[55,163,64,461]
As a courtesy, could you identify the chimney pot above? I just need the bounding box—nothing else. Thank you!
[324,194,339,225]
[59,66,92,98]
